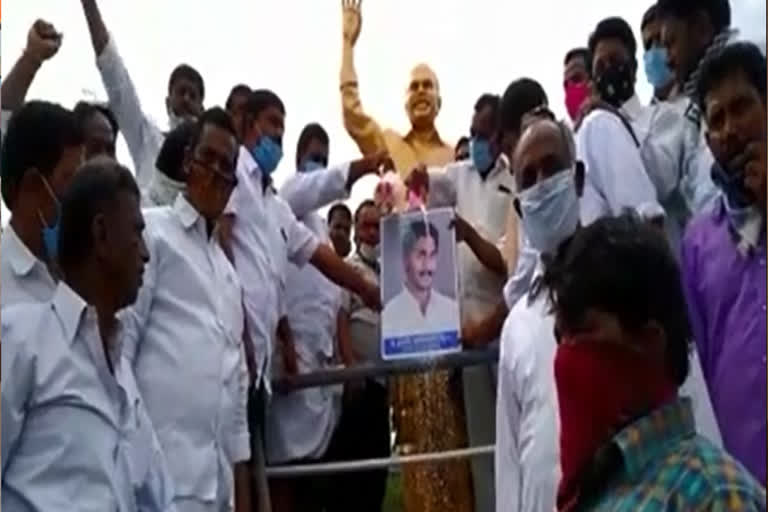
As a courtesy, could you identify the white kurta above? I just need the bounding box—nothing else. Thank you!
[264,165,351,464]
[122,195,250,511]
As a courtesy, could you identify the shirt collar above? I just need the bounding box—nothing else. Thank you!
[52,281,125,365]
[5,224,41,277]
[173,193,203,231]
[52,281,89,345]
[612,397,695,481]
[238,145,273,191]
[620,94,644,122]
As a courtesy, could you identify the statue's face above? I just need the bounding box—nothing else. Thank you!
[405,64,440,128]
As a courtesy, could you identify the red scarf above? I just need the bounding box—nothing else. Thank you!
[554,339,676,511]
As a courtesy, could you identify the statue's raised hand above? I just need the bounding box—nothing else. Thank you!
[342,0,362,46]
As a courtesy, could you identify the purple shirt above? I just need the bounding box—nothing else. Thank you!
[681,201,767,484]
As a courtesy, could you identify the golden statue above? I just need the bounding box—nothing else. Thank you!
[340,0,454,180]
[345,4,474,508]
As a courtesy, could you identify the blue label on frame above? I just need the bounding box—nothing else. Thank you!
[383,330,460,357]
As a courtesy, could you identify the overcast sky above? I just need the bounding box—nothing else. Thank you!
[1,0,765,219]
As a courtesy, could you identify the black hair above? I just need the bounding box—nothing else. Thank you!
[474,93,500,116]
[655,0,731,33]
[499,78,549,136]
[296,123,330,167]
[541,214,691,386]
[58,157,140,272]
[564,47,592,75]
[402,220,440,257]
[168,64,205,100]
[188,107,237,152]
[245,89,286,118]
[588,17,638,71]
[73,101,119,138]
[1,101,84,209]
[353,199,376,224]
[155,120,197,181]
[696,42,767,110]
[329,202,353,224]
[225,84,252,110]
[455,136,470,151]
[641,4,658,31]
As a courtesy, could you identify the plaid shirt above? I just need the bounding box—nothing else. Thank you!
[589,398,766,511]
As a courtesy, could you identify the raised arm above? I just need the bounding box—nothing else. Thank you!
[1,20,61,113]
[80,0,162,189]
[340,0,388,157]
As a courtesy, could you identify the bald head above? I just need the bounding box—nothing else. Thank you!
[405,63,441,128]
[513,118,577,192]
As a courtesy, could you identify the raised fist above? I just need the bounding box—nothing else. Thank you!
[25,19,62,63]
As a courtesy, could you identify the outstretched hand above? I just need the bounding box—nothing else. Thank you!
[25,20,62,64]
[342,0,363,45]
[349,151,393,186]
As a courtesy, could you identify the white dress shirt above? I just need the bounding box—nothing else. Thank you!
[576,100,661,227]
[495,261,724,512]
[623,94,719,252]
[382,287,459,339]
[224,147,319,392]
[263,165,350,464]
[428,156,516,320]
[2,282,175,512]
[122,195,250,510]
[0,224,57,308]
[96,35,166,197]
[496,269,560,512]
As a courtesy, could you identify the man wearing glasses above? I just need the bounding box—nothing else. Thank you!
[120,107,253,512]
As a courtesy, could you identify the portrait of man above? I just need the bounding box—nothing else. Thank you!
[381,209,460,359]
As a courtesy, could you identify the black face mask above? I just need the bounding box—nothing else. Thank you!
[595,62,634,107]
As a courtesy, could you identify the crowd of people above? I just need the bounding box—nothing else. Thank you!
[0,0,766,511]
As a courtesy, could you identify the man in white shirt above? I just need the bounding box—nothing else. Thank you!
[383,219,458,338]
[0,100,84,307]
[80,0,204,202]
[496,113,723,512]
[580,16,718,250]
[217,89,381,461]
[266,123,388,510]
[2,158,175,512]
[121,108,251,512]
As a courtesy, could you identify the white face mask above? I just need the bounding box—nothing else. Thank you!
[149,171,186,207]
[358,242,380,262]
[517,168,579,255]
[167,109,196,130]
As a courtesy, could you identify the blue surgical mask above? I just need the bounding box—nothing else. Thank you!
[517,169,579,255]
[643,47,673,91]
[470,137,494,175]
[250,136,283,176]
[299,159,325,173]
[37,174,62,262]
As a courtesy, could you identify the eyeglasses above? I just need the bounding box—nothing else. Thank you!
[192,153,238,188]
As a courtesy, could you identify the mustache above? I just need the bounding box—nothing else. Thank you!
[417,270,434,279]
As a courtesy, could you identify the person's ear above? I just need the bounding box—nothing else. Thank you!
[574,161,585,197]
[436,95,442,113]
[165,96,173,115]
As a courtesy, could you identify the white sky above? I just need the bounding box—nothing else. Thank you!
[2,0,765,220]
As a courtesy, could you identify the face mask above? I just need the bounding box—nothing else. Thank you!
[167,109,196,130]
[517,169,579,255]
[299,159,325,173]
[250,136,283,176]
[554,339,676,510]
[37,174,62,262]
[564,81,590,121]
[595,62,634,107]
[470,136,494,175]
[643,47,673,91]
[358,242,380,262]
